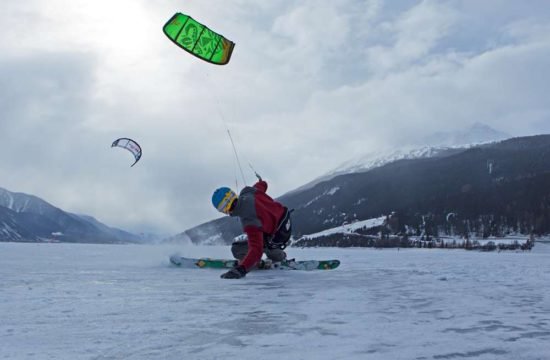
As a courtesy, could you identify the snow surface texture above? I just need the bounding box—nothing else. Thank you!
[2,243,550,360]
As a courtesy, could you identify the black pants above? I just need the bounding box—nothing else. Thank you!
[231,239,287,262]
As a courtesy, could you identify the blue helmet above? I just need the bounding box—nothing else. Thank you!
[212,187,237,214]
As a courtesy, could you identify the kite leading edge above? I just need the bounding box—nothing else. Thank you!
[111,138,142,167]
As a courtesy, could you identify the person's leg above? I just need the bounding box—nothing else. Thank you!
[231,241,248,260]
[264,247,286,262]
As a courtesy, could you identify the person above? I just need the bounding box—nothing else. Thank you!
[211,178,292,279]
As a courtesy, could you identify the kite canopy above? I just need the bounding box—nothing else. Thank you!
[163,12,235,65]
[111,138,142,167]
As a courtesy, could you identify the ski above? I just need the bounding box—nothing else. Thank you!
[169,255,340,271]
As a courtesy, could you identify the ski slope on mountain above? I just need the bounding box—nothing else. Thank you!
[2,242,550,359]
[301,215,386,239]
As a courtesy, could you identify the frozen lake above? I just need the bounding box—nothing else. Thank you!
[2,242,550,359]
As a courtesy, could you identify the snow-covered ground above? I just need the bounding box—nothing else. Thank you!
[2,242,550,360]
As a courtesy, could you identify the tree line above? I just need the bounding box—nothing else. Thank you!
[292,211,540,251]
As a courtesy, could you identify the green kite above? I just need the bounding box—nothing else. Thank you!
[163,12,235,65]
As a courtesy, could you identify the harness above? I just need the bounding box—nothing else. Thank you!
[265,208,294,250]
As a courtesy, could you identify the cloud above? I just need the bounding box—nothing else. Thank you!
[0,52,97,167]
[366,0,458,74]
[0,0,549,235]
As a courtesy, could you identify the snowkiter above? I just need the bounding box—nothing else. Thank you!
[211,179,292,279]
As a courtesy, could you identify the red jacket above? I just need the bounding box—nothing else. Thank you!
[230,180,285,271]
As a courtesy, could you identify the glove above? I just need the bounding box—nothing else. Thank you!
[220,265,247,279]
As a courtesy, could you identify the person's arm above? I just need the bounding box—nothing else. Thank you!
[254,180,267,193]
[239,226,264,271]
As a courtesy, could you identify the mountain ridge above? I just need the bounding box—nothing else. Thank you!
[0,187,141,243]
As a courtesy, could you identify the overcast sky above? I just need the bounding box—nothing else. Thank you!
[1,0,549,236]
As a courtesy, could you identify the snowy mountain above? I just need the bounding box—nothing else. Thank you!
[0,187,141,243]
[0,206,37,241]
[292,123,511,194]
[290,146,464,195]
[170,134,550,245]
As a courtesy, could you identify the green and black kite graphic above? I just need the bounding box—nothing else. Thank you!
[163,12,235,65]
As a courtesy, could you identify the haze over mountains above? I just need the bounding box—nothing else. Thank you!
[420,122,511,147]
[293,123,512,193]
[3,123,548,245]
